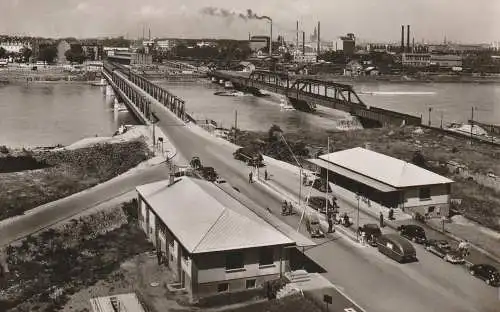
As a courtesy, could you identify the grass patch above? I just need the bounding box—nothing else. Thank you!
[237,125,500,230]
[1,213,153,312]
[0,140,151,221]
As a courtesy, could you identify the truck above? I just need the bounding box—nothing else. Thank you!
[233,147,264,167]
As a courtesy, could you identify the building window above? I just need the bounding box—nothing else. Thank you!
[419,188,431,200]
[259,247,274,267]
[246,279,256,289]
[217,283,229,293]
[226,252,244,271]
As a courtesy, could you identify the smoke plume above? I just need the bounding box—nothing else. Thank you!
[201,7,271,21]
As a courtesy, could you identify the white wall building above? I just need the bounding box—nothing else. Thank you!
[136,177,296,302]
[307,147,454,218]
[0,41,32,54]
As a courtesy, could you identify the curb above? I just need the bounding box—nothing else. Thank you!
[255,178,360,243]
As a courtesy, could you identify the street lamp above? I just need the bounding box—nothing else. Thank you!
[355,191,360,242]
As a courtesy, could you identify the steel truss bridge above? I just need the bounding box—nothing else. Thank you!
[209,70,422,127]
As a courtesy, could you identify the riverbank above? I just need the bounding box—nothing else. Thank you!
[0,126,156,221]
[304,73,500,84]
[236,126,500,231]
[0,67,98,83]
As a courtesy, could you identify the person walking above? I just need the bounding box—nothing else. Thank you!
[379,211,385,228]
[264,169,268,180]
[248,171,253,183]
[327,209,334,233]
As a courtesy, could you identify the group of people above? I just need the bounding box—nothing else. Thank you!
[248,169,269,184]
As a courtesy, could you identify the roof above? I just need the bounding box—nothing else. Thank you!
[307,158,397,192]
[90,293,145,312]
[318,147,453,188]
[381,234,415,253]
[136,177,294,254]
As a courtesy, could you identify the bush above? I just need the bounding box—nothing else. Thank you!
[122,199,139,223]
[0,145,9,154]
[196,287,265,308]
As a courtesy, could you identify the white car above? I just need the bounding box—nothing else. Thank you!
[302,172,319,186]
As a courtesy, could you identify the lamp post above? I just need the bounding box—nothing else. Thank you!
[356,191,360,242]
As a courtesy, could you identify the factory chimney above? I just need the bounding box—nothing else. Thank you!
[412,37,415,53]
[248,33,251,41]
[148,28,151,41]
[302,31,305,55]
[406,25,410,53]
[269,20,273,56]
[401,25,405,52]
[296,21,299,52]
[317,21,321,56]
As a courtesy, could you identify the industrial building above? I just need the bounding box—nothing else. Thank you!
[136,177,296,302]
[307,147,454,219]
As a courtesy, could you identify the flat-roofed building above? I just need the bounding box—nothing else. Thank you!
[430,54,462,68]
[307,147,454,218]
[136,177,296,302]
[402,53,431,67]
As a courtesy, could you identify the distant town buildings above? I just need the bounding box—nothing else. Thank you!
[340,33,356,56]
[0,40,31,53]
[156,39,177,51]
[249,36,269,54]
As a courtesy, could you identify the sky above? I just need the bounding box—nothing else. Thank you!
[0,0,499,43]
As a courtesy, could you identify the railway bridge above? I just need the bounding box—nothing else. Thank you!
[209,70,422,127]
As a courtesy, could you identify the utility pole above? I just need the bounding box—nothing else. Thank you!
[325,137,329,213]
[234,110,238,143]
[428,107,432,126]
[470,106,474,143]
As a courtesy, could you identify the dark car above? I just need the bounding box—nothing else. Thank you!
[198,166,218,182]
[469,264,500,286]
[358,224,382,246]
[425,239,451,258]
[311,179,332,193]
[425,239,465,264]
[377,234,417,263]
[307,196,335,214]
[233,147,264,167]
[397,224,427,244]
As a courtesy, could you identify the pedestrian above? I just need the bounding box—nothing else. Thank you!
[327,210,334,233]
[282,200,288,215]
[360,231,366,245]
[388,208,395,220]
[288,201,293,215]
[264,169,268,180]
[379,211,384,228]
[248,171,253,183]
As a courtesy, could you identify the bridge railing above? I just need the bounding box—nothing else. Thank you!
[103,61,188,122]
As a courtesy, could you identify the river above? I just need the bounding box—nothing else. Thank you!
[1,79,499,147]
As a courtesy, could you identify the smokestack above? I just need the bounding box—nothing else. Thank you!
[249,32,251,41]
[269,20,273,56]
[401,25,404,52]
[407,25,410,52]
[302,31,305,55]
[412,37,415,53]
[296,21,299,52]
[149,28,151,41]
[317,21,321,55]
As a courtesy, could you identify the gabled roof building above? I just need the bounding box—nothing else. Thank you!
[308,147,453,218]
[136,177,296,301]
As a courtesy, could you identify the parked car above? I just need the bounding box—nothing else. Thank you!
[443,250,465,264]
[377,233,417,263]
[233,147,264,167]
[469,264,500,286]
[198,166,218,182]
[425,239,451,257]
[358,224,382,246]
[311,179,332,193]
[306,196,335,214]
[397,224,427,244]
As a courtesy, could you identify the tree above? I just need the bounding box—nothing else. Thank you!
[64,44,85,64]
[411,151,427,168]
[20,47,32,62]
[268,124,283,142]
[38,45,58,63]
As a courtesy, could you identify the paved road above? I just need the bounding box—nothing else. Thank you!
[150,98,500,312]
[0,164,170,246]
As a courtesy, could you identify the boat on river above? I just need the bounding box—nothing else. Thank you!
[214,90,246,97]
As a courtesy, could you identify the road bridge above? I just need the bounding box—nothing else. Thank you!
[209,70,422,128]
[102,62,187,124]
